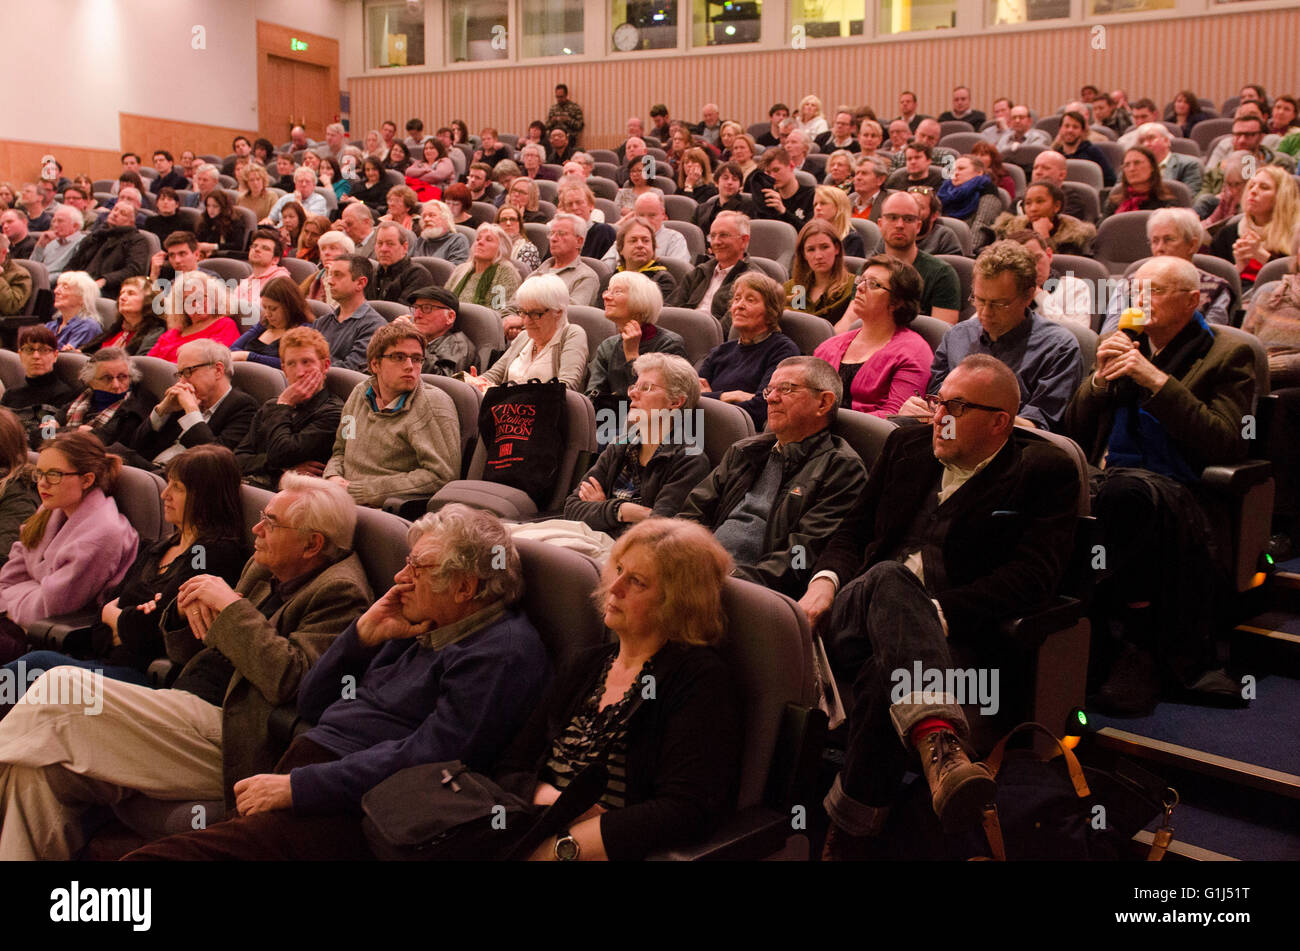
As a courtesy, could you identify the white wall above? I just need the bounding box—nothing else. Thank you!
[0,0,350,150]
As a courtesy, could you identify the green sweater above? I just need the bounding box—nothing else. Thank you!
[323,378,462,506]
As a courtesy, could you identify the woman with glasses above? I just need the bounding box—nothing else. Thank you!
[496,206,541,274]
[566,354,710,540]
[586,272,687,416]
[58,347,156,448]
[446,222,522,312]
[466,274,588,394]
[231,276,313,368]
[697,272,800,428]
[0,444,247,692]
[1,326,78,441]
[0,432,138,663]
[813,256,933,416]
[47,271,103,351]
[0,409,37,571]
[785,219,856,330]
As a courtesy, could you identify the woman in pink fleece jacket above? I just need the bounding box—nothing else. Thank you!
[0,432,138,661]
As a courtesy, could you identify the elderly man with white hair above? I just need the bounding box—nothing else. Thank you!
[0,474,372,860]
[533,213,600,306]
[1100,208,1233,333]
[600,192,690,266]
[266,166,329,223]
[1065,254,1256,716]
[30,203,87,280]
[784,129,813,172]
[184,163,223,209]
[410,200,469,264]
[1135,122,1203,194]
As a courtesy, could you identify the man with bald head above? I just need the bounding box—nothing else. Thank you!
[615,136,648,185]
[1065,255,1255,716]
[600,191,689,265]
[912,118,959,168]
[693,104,724,148]
[1028,150,1089,220]
[809,353,1081,858]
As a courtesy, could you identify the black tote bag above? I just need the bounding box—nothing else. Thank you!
[477,378,569,509]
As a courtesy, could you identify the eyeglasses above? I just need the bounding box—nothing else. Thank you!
[762,382,818,399]
[176,362,215,379]
[404,555,438,580]
[880,213,920,224]
[411,302,452,315]
[968,296,1019,314]
[856,277,892,293]
[925,395,1006,418]
[94,373,132,385]
[519,309,552,320]
[33,468,81,486]
[380,352,423,365]
[19,345,55,356]
[629,381,666,394]
[907,186,936,195]
[256,510,301,532]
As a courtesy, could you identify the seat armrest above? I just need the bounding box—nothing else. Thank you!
[1201,460,1272,493]
[998,596,1083,649]
[430,480,539,520]
[25,610,101,654]
[646,806,795,861]
[146,658,175,688]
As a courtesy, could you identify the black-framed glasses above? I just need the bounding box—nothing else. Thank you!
[176,362,216,380]
[19,345,55,356]
[379,352,423,365]
[925,395,1006,418]
[33,468,81,486]
[519,309,551,321]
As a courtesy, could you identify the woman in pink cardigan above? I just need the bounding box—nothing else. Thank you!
[0,432,138,662]
[813,255,934,417]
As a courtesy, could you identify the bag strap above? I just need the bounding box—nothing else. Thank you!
[979,804,1007,862]
[983,721,1090,799]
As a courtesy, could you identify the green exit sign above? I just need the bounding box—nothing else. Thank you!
[290,37,308,51]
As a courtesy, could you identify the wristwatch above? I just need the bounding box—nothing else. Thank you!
[554,832,580,862]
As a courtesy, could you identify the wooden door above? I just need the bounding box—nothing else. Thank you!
[293,61,333,142]
[257,21,340,147]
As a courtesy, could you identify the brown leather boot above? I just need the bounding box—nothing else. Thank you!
[917,729,995,832]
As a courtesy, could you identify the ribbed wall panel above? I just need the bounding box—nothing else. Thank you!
[349,9,1299,149]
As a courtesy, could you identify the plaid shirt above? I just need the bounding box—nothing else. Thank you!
[63,389,128,431]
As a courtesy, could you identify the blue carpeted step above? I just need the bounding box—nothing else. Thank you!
[1089,675,1300,799]
[1236,610,1300,644]
[1138,801,1300,861]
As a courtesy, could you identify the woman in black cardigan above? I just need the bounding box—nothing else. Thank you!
[492,518,743,861]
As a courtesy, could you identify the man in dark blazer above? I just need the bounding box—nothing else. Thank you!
[126,340,258,470]
[665,210,753,326]
[806,355,1079,857]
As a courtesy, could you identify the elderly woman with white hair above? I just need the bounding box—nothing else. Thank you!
[147,271,242,362]
[446,222,522,310]
[46,271,102,350]
[1101,207,1234,334]
[467,273,588,393]
[411,200,470,263]
[587,271,687,414]
[300,229,356,306]
[519,143,559,182]
[60,346,156,446]
[795,94,829,138]
[566,354,711,538]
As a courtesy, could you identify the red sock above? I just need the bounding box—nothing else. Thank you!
[910,718,955,748]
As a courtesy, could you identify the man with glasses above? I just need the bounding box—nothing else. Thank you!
[400,285,473,377]
[681,356,865,598]
[533,214,599,306]
[876,191,960,324]
[1205,113,1293,176]
[667,210,754,323]
[897,241,1082,430]
[119,340,256,471]
[0,475,372,859]
[1064,255,1256,716]
[324,322,461,507]
[123,505,549,860]
[807,354,1080,858]
[994,105,1050,156]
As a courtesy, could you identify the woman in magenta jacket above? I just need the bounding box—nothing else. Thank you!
[813,255,933,416]
[0,432,138,661]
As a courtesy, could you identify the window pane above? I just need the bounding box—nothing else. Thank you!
[1085,0,1175,12]
[610,2,679,51]
[989,0,1070,24]
[792,0,865,39]
[692,0,762,47]
[447,0,508,62]
[366,2,425,68]
[878,0,955,34]
[521,0,585,58]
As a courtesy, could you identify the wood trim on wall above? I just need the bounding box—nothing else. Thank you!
[348,7,1300,150]
[119,114,259,167]
[1,139,125,183]
[256,19,341,143]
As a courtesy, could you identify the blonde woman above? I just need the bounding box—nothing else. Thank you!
[1209,165,1300,289]
[813,185,865,257]
[446,222,522,311]
[796,95,829,138]
[238,164,276,221]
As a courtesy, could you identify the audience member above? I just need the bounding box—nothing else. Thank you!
[0,235,33,316]
[876,192,961,323]
[30,204,87,281]
[466,274,588,394]
[587,272,685,414]
[411,201,469,264]
[64,200,149,296]
[606,216,677,299]
[1055,110,1116,186]
[1101,147,1177,220]
[85,276,166,356]
[1136,123,1203,194]
[232,276,312,367]
[312,255,388,371]
[447,223,522,311]
[534,214,600,306]
[0,210,36,262]
[401,286,473,376]
[938,86,986,128]
[1209,164,1299,289]
[1,326,77,436]
[993,179,1096,255]
[46,270,102,349]
[668,210,754,325]
[784,219,855,328]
